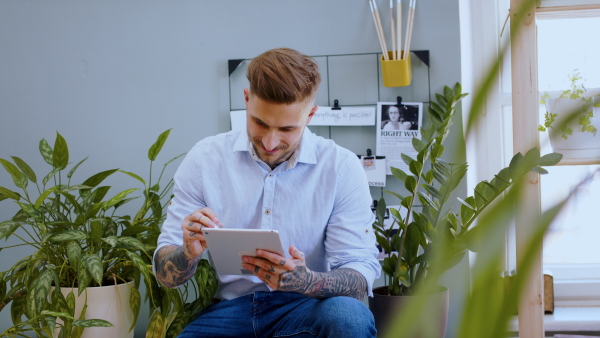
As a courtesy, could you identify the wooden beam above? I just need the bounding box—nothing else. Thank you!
[510,0,545,337]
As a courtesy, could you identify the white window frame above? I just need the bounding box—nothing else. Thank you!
[460,0,600,309]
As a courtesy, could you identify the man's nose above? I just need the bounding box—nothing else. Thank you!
[262,131,279,151]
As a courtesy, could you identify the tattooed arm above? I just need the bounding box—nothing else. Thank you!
[242,245,368,300]
[155,245,202,288]
[155,208,222,288]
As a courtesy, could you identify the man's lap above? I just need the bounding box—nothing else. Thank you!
[177,291,376,338]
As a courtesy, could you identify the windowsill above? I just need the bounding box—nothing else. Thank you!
[509,306,600,332]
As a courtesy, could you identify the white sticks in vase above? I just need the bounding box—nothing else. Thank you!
[368,0,416,61]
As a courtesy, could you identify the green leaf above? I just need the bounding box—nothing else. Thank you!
[0,221,21,240]
[390,167,408,183]
[119,170,146,185]
[148,129,172,161]
[48,230,89,242]
[85,255,103,286]
[538,153,563,166]
[127,252,153,290]
[422,184,442,200]
[0,186,21,200]
[41,310,75,320]
[411,138,426,152]
[103,188,138,210]
[405,176,417,192]
[35,187,57,208]
[77,258,92,295]
[39,138,54,166]
[42,167,61,186]
[146,311,165,338]
[67,157,88,180]
[27,269,54,318]
[90,221,104,240]
[11,156,37,183]
[116,236,147,252]
[73,319,113,328]
[409,161,423,177]
[52,132,69,170]
[129,287,141,332]
[401,154,414,167]
[82,169,119,189]
[508,152,524,179]
[532,166,549,175]
[0,158,28,189]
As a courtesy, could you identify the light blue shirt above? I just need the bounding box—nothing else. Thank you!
[155,128,381,300]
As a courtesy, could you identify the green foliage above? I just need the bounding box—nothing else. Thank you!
[539,69,599,139]
[0,130,217,337]
[373,83,563,297]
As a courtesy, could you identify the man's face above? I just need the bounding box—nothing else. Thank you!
[244,88,317,169]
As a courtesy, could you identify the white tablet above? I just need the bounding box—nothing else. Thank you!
[203,228,285,276]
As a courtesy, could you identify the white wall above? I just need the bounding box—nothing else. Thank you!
[0,1,465,337]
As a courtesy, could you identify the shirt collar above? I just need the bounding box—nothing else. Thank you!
[232,128,317,169]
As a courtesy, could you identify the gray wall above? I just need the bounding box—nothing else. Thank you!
[0,1,466,337]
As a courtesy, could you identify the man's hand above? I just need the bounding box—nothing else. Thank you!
[181,207,223,259]
[155,207,222,288]
[242,245,368,300]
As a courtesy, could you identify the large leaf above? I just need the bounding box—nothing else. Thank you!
[0,186,21,201]
[67,157,88,180]
[0,158,28,189]
[52,132,69,170]
[129,286,141,332]
[27,269,55,318]
[85,255,103,286]
[0,220,21,240]
[72,319,113,328]
[77,257,92,295]
[119,170,146,185]
[66,241,82,267]
[538,152,563,166]
[148,129,172,161]
[48,230,89,242]
[103,188,138,210]
[82,169,119,189]
[11,156,37,183]
[146,311,165,338]
[39,138,54,166]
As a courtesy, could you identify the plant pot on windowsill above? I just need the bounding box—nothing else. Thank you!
[540,84,600,165]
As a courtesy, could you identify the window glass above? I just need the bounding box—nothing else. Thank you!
[537,16,600,266]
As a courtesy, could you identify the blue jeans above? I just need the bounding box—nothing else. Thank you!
[178,291,376,337]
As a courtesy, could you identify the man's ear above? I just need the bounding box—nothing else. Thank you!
[244,88,250,107]
[306,105,319,125]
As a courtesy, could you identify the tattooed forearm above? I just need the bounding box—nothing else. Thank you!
[279,267,368,300]
[155,245,202,288]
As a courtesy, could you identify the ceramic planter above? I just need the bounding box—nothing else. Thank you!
[369,286,449,338]
[544,89,600,164]
[51,280,135,338]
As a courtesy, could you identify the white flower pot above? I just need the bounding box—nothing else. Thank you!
[544,89,600,164]
[51,281,135,338]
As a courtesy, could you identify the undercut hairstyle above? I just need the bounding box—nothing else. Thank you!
[247,48,321,104]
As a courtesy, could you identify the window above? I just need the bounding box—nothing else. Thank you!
[460,0,600,307]
[537,15,600,305]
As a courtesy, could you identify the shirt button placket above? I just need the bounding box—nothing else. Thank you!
[263,172,276,228]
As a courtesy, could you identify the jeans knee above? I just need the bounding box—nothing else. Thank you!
[318,297,375,336]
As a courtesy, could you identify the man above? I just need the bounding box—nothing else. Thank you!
[154,47,381,337]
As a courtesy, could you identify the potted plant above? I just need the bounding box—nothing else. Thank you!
[538,70,600,163]
[369,83,563,337]
[0,130,218,338]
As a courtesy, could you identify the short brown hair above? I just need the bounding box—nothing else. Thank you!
[247,48,321,104]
